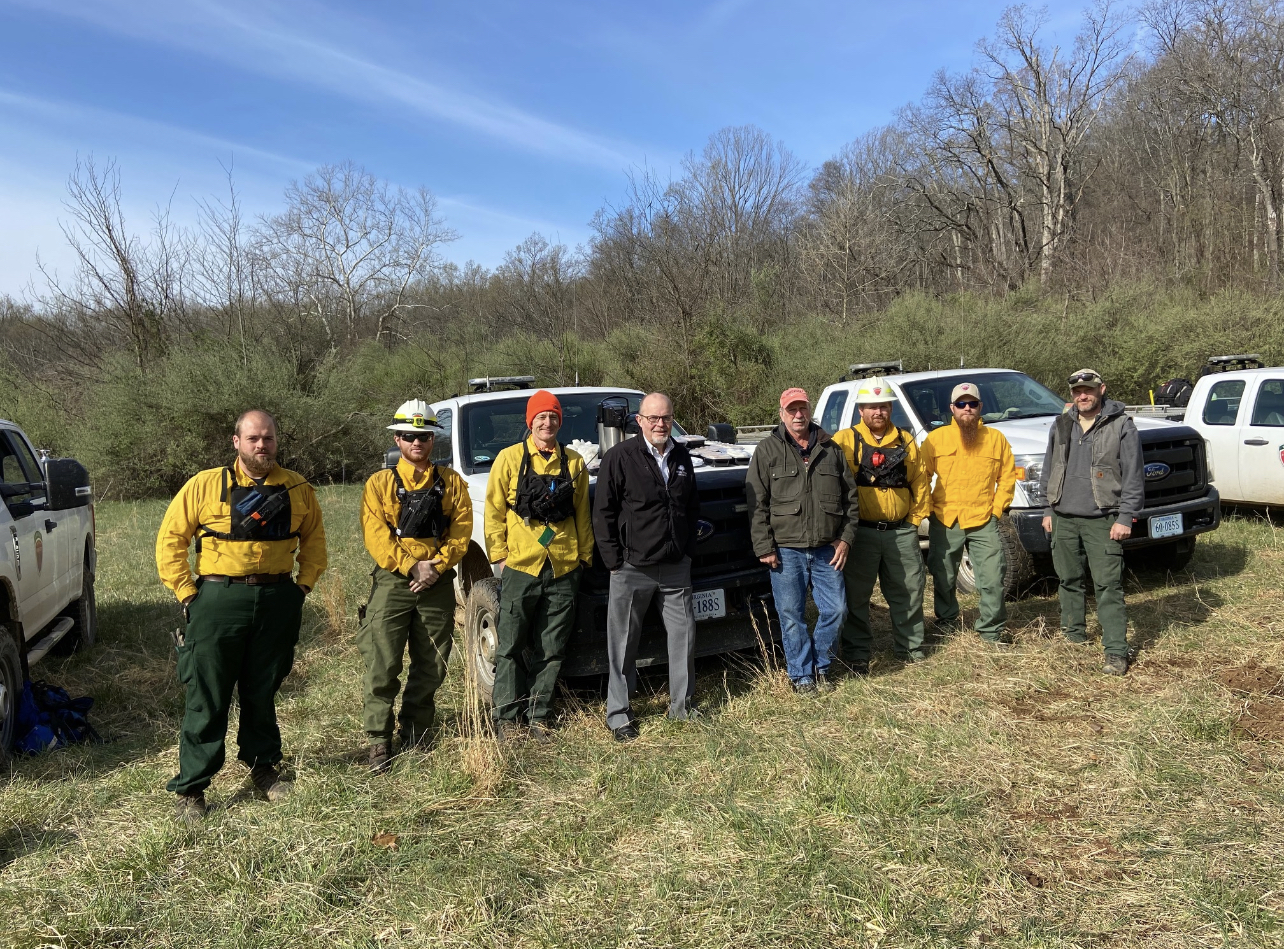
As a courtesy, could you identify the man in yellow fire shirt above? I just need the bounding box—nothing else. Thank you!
[156,409,327,825]
[359,400,472,772]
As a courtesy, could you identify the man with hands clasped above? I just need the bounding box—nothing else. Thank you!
[359,400,473,772]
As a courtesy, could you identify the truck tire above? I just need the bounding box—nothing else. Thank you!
[0,627,20,767]
[454,541,494,609]
[954,515,1036,600]
[1133,537,1196,573]
[53,560,97,655]
[464,577,501,707]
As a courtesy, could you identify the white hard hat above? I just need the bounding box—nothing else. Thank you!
[853,376,898,404]
[387,399,444,433]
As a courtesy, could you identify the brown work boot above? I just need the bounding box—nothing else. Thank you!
[528,720,556,745]
[368,741,393,774]
[494,720,524,745]
[174,792,207,827]
[249,764,292,802]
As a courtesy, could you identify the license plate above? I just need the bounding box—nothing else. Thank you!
[1149,513,1183,539]
[692,589,726,621]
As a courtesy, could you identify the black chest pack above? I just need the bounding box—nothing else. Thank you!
[391,467,451,540]
[197,466,303,551]
[514,441,577,524]
[854,428,910,489]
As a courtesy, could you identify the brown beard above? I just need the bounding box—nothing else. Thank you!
[956,416,980,448]
[238,451,275,478]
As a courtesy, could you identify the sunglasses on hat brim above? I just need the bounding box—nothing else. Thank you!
[1068,373,1101,386]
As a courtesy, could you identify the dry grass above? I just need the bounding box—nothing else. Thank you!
[1,488,1282,947]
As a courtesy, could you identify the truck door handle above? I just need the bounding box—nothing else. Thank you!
[44,519,57,532]
[1244,438,1269,446]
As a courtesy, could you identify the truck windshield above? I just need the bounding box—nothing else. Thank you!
[460,392,687,473]
[901,372,1067,430]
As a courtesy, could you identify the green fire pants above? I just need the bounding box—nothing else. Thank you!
[1050,513,1129,658]
[926,514,1007,640]
[167,577,305,796]
[492,561,581,724]
[356,566,457,744]
[841,522,927,663]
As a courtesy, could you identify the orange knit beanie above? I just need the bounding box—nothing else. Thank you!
[526,389,562,428]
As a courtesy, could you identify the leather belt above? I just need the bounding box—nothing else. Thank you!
[201,573,293,585]
[858,518,906,531]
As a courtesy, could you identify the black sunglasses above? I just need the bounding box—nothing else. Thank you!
[953,400,981,409]
[1068,372,1100,385]
[398,432,434,443]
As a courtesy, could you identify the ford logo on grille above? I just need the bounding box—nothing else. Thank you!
[1144,462,1171,481]
[695,519,716,542]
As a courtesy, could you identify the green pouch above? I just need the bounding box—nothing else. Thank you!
[537,525,555,548]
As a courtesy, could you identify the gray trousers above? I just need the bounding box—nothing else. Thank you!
[606,558,697,730]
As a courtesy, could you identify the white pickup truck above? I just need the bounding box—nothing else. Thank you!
[0,419,97,764]
[814,365,1222,597]
[1131,359,1284,506]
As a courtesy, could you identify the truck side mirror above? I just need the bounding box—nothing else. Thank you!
[43,458,92,510]
[707,423,736,443]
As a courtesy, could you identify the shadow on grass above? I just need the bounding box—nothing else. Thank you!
[0,825,78,870]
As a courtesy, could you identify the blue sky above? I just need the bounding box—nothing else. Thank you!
[0,0,1095,296]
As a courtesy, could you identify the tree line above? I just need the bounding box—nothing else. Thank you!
[4,0,1284,498]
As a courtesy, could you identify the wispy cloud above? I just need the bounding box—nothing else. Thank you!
[7,0,645,172]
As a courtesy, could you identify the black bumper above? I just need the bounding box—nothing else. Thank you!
[563,564,776,677]
[1010,486,1222,555]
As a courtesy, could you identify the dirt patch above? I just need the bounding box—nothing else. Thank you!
[1235,697,1284,741]
[997,689,1104,732]
[1219,663,1284,695]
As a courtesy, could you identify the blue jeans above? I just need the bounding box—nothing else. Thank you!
[769,544,848,683]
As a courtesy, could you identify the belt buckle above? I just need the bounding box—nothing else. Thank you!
[877,521,890,532]
[244,575,261,585]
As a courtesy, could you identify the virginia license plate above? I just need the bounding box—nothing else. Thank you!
[692,589,726,621]
[1149,513,1183,539]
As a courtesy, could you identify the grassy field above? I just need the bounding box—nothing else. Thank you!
[2,485,1283,948]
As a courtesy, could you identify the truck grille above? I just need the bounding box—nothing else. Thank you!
[1140,433,1208,507]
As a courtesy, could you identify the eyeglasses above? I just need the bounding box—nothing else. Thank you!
[398,432,434,443]
[784,406,810,416]
[953,400,981,409]
[1068,373,1100,385]
[638,414,674,425]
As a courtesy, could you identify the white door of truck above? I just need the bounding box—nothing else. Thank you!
[1197,377,1247,501]
[0,432,58,639]
[1238,376,1284,505]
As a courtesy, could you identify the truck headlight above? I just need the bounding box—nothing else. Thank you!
[1013,454,1046,505]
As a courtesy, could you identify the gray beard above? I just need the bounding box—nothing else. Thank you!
[238,452,275,478]
[957,418,980,448]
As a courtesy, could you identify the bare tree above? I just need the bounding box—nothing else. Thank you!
[38,156,189,368]
[254,162,457,348]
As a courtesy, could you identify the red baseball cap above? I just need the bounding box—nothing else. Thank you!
[779,387,810,411]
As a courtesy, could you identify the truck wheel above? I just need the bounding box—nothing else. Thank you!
[52,561,97,655]
[954,516,1036,600]
[0,627,20,767]
[1134,537,1196,573]
[464,577,500,707]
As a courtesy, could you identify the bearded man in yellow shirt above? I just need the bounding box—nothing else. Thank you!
[358,400,473,773]
[156,409,327,825]
[484,390,593,742]
[920,383,1017,646]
